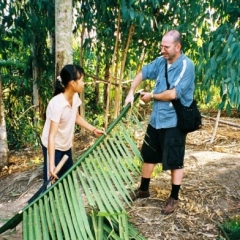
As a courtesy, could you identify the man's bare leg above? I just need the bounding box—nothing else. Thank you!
[171,168,184,185]
[142,163,155,178]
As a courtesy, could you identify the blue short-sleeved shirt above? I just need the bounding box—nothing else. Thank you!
[142,54,195,129]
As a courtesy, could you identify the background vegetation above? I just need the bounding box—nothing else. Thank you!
[0,0,239,149]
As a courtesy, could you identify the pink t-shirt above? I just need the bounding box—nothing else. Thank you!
[41,93,81,151]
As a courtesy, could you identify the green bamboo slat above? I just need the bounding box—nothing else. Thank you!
[110,217,147,240]
[114,128,141,175]
[113,130,140,175]
[22,211,28,240]
[28,207,34,240]
[88,154,122,213]
[53,186,71,239]
[62,176,83,240]
[76,168,96,207]
[97,215,103,240]
[43,194,57,240]
[104,136,135,186]
[91,150,126,209]
[112,131,137,169]
[65,174,86,240]
[97,143,131,201]
[33,204,42,240]
[101,138,133,186]
[58,181,77,240]
[96,144,132,203]
[49,191,64,240]
[38,198,50,240]
[107,134,139,180]
[72,169,95,240]
[81,162,106,211]
[90,211,98,239]
[103,137,135,185]
[110,132,132,160]
[114,131,140,180]
[131,112,146,132]
[119,214,124,239]
[119,123,143,164]
[128,223,147,240]
[102,224,123,240]
[84,156,115,214]
[119,120,143,156]
[121,213,129,240]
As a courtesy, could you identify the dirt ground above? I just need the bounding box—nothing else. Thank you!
[0,114,240,240]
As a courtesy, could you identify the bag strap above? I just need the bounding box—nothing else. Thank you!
[165,59,187,89]
[165,61,170,89]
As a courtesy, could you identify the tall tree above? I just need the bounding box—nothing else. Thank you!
[55,0,73,75]
[0,74,8,168]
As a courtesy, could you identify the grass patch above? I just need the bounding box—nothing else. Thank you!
[218,216,240,240]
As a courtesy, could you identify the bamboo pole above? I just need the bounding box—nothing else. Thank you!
[209,110,221,143]
[79,23,86,135]
[202,114,240,128]
[111,11,121,121]
[114,23,135,119]
[85,73,132,87]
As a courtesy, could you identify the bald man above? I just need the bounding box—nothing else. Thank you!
[125,30,195,214]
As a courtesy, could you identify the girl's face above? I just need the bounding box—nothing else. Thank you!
[72,75,84,93]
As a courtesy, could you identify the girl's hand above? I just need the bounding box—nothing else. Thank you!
[92,128,106,137]
[49,165,59,183]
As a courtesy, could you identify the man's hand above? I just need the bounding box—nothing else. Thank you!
[140,92,152,103]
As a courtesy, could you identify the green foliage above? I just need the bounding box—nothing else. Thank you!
[195,0,240,111]
[224,217,240,233]
[152,164,162,178]
[0,0,55,149]
[1,0,240,150]
[218,216,240,240]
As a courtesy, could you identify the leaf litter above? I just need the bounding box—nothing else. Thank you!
[0,116,240,239]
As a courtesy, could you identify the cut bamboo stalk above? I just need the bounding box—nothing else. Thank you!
[210,110,221,143]
[202,114,240,128]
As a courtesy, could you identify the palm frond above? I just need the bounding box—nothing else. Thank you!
[0,92,148,239]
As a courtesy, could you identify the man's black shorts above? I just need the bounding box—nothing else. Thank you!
[141,124,187,170]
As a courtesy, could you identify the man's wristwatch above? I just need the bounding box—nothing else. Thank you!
[151,92,154,100]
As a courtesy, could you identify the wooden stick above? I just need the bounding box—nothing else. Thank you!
[202,114,240,128]
[210,110,221,143]
[27,155,68,204]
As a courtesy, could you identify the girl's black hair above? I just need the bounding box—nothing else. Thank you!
[54,64,85,96]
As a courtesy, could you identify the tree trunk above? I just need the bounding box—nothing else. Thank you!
[94,56,100,106]
[32,49,39,142]
[0,74,8,168]
[55,0,73,77]
[79,23,86,135]
[55,0,73,151]
[114,23,135,118]
[110,11,121,122]
[104,63,111,129]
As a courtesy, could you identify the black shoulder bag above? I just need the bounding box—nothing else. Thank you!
[165,61,202,133]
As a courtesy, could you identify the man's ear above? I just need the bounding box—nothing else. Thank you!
[175,43,181,52]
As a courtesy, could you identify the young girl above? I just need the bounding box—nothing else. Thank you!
[41,64,105,183]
